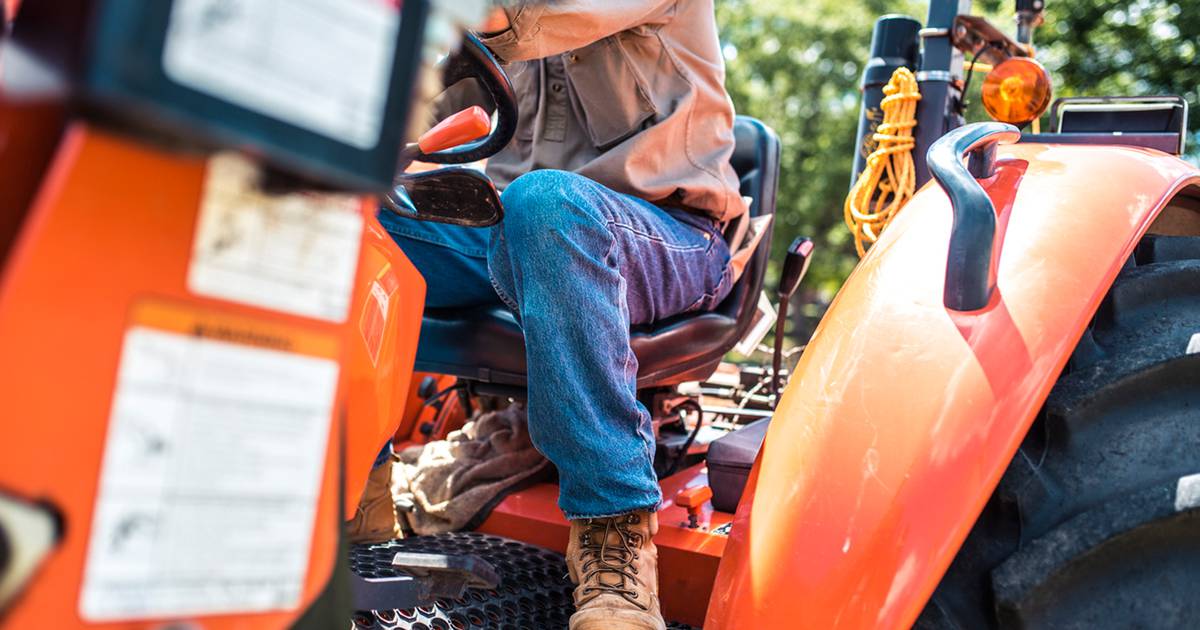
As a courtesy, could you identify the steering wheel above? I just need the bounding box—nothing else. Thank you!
[414,32,519,164]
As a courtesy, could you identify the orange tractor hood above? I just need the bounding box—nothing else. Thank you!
[706,143,1200,629]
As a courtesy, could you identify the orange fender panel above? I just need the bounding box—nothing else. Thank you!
[0,124,427,627]
[706,144,1200,629]
[0,126,344,628]
[344,213,426,519]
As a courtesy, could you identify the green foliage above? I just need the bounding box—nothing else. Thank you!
[716,0,924,297]
[1035,0,1200,153]
[718,0,1200,304]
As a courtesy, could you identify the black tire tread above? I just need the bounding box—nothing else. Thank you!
[917,234,1200,630]
[991,480,1200,629]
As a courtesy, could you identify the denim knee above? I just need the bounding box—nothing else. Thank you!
[499,169,607,247]
[489,170,614,315]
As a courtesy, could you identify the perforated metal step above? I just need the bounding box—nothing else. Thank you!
[349,531,698,630]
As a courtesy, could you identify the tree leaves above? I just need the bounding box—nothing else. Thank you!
[719,0,1199,301]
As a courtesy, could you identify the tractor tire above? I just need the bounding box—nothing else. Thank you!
[916,234,1200,630]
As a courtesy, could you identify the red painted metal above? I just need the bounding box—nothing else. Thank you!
[705,143,1200,629]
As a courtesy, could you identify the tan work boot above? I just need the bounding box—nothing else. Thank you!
[347,460,402,544]
[566,511,666,630]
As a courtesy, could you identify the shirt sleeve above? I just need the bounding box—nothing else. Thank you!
[478,0,677,62]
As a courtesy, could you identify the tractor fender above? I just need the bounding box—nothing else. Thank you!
[705,143,1200,629]
[344,213,427,520]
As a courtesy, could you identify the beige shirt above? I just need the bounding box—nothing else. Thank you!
[475,0,747,223]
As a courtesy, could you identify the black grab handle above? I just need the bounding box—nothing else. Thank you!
[416,32,519,164]
[927,122,1020,312]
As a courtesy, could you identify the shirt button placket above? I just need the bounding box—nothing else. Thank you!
[544,56,569,143]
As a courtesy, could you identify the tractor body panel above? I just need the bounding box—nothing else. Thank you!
[706,144,1200,629]
[345,214,427,520]
[0,124,425,628]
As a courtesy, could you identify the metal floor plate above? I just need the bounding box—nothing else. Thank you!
[350,531,697,630]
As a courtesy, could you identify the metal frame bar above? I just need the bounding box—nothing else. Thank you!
[913,0,973,187]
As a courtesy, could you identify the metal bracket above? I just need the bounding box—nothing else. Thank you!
[915,70,957,83]
[350,550,499,612]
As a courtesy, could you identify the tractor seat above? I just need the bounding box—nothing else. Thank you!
[414,116,780,390]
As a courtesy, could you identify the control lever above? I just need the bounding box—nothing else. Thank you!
[771,237,814,399]
[398,106,493,169]
[675,486,713,529]
[417,106,492,154]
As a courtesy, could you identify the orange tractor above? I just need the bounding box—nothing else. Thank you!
[0,0,1197,629]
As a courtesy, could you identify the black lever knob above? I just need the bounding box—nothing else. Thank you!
[772,237,814,400]
[778,237,814,300]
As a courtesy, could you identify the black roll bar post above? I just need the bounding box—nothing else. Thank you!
[850,15,922,186]
[912,0,972,188]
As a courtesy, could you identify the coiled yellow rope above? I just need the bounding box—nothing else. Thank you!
[844,67,922,257]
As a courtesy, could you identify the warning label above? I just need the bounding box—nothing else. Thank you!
[188,153,364,322]
[80,302,339,621]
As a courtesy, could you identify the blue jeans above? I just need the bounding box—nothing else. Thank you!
[379,169,733,519]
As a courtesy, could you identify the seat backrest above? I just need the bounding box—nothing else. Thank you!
[717,116,781,338]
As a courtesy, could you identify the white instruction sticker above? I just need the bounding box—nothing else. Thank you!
[80,317,338,621]
[188,153,364,322]
[163,0,400,149]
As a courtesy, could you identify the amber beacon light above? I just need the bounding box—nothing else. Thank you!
[981,57,1053,126]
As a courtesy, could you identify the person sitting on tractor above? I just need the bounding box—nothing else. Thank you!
[359,3,746,629]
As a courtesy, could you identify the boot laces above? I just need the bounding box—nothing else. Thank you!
[577,515,647,610]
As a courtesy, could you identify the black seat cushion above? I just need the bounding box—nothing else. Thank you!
[414,116,781,389]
